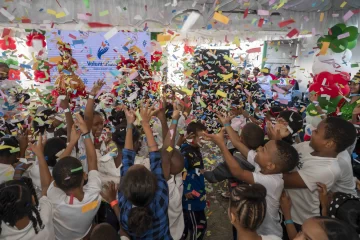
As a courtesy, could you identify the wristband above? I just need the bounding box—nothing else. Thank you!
[110,200,118,208]
[88,95,95,99]
[82,132,91,139]
[148,144,157,149]
[64,108,70,113]
[223,123,231,127]
[172,119,178,125]
[284,219,294,225]
[127,124,133,129]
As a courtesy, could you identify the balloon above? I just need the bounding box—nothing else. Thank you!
[347,40,357,50]
[329,25,343,38]
[333,72,351,85]
[312,49,352,75]
[335,23,347,31]
[315,72,334,84]
[317,35,333,49]
[330,38,348,53]
[343,26,359,42]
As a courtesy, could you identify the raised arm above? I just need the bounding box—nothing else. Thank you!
[140,101,158,153]
[29,134,52,196]
[58,125,80,159]
[75,113,97,171]
[84,79,106,131]
[153,97,169,141]
[124,109,136,150]
[204,129,254,184]
[59,95,74,142]
[161,102,180,180]
[216,112,250,158]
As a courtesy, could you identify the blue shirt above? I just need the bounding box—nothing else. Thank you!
[118,149,171,240]
[181,143,206,211]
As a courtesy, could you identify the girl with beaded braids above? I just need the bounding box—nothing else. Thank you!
[229,184,281,240]
[0,176,55,239]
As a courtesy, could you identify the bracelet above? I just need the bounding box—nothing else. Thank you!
[148,144,158,149]
[110,200,118,208]
[172,119,178,125]
[223,123,231,127]
[127,124,133,129]
[284,219,294,225]
[88,95,95,99]
[82,132,91,139]
[64,108,70,113]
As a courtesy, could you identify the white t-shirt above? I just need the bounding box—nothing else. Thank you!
[97,149,150,184]
[167,173,184,240]
[257,75,273,99]
[331,150,357,196]
[277,78,292,102]
[0,163,14,184]
[26,161,53,199]
[248,151,283,238]
[261,235,282,240]
[47,170,102,240]
[0,196,55,240]
[152,115,186,148]
[286,142,340,225]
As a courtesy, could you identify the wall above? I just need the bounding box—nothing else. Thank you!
[264,40,297,76]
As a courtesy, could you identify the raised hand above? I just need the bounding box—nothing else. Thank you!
[172,102,181,120]
[29,134,46,157]
[101,181,118,203]
[203,128,225,145]
[74,113,89,134]
[216,112,234,126]
[280,191,292,214]
[140,100,156,124]
[124,108,136,125]
[70,125,81,144]
[90,79,106,96]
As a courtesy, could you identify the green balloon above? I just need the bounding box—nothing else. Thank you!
[334,23,347,31]
[330,39,348,53]
[329,25,343,38]
[317,35,333,49]
[343,26,359,42]
[348,40,357,50]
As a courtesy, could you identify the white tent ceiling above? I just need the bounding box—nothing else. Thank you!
[0,0,359,41]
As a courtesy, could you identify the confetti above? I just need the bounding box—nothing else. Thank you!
[213,12,229,24]
[257,10,269,16]
[81,201,99,213]
[286,28,299,38]
[340,1,347,8]
[343,10,354,22]
[319,42,330,55]
[181,11,200,33]
[99,10,109,17]
[278,19,295,28]
[104,27,118,40]
[0,8,15,21]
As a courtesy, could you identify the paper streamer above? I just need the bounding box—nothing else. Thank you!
[181,11,201,33]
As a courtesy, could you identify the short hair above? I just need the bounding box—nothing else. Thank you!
[324,117,357,153]
[52,156,84,192]
[283,65,290,71]
[90,223,118,240]
[229,184,267,231]
[186,121,206,135]
[44,137,67,167]
[0,137,19,158]
[112,125,140,147]
[253,67,260,72]
[241,123,264,150]
[331,192,360,233]
[314,216,359,240]
[274,140,299,172]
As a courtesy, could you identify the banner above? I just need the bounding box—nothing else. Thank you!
[46,30,151,90]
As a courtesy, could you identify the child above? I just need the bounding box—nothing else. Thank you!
[181,121,207,240]
[203,122,264,183]
[31,114,102,240]
[0,177,54,240]
[206,117,299,238]
[283,117,357,231]
[229,184,281,240]
[90,223,118,240]
[118,103,171,239]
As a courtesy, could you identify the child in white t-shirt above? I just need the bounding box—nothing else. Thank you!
[283,117,357,229]
[206,116,300,238]
[229,184,281,240]
[31,114,102,240]
[0,177,54,240]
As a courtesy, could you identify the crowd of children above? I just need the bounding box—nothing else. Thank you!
[0,60,359,240]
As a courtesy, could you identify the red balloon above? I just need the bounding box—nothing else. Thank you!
[314,72,334,85]
[309,82,339,98]
[332,72,350,86]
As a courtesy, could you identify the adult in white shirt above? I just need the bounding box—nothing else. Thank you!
[331,150,357,196]
[0,178,55,240]
[257,74,273,100]
[275,65,294,103]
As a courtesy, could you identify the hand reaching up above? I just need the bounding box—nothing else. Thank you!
[216,112,234,126]
[29,134,46,157]
[101,181,118,203]
[90,79,106,96]
[203,128,225,145]
[74,113,89,134]
[140,101,156,124]
[124,108,136,125]
[172,102,181,120]
[280,191,292,215]
[70,125,81,144]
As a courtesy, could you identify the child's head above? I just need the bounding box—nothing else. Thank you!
[0,177,43,234]
[52,157,86,193]
[229,184,267,231]
[112,125,141,152]
[90,223,118,240]
[186,121,207,147]
[0,137,20,165]
[255,140,299,174]
[120,165,157,237]
[295,216,358,240]
[169,149,185,175]
[92,111,104,138]
[265,106,283,121]
[240,123,264,150]
[310,117,357,154]
[44,137,67,167]
[274,111,303,144]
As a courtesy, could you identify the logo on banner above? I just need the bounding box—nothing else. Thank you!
[97,41,110,59]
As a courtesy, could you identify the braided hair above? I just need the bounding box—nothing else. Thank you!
[0,177,44,235]
[229,184,267,231]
